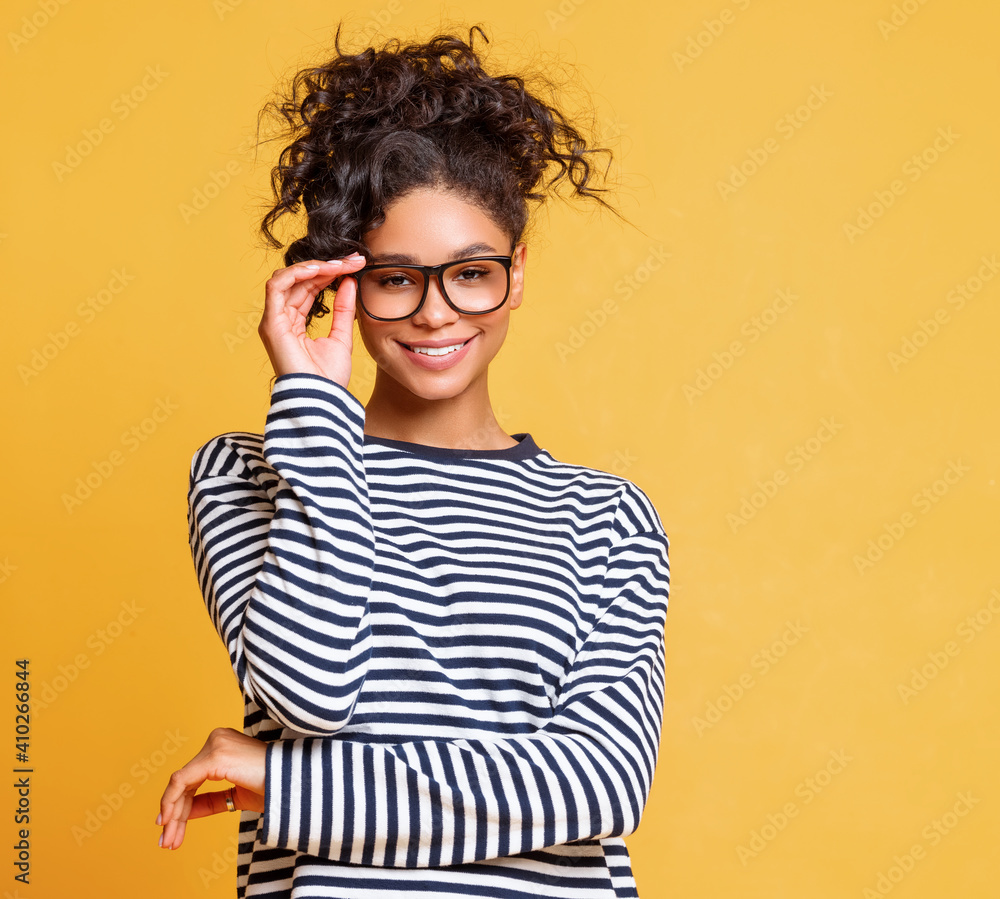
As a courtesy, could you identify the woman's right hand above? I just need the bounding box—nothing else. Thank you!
[258,253,367,388]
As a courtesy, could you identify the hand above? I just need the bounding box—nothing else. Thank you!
[258,254,367,388]
[156,726,268,851]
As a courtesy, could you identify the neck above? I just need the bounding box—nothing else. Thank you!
[363,369,516,450]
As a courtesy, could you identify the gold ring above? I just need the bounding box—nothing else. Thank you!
[225,788,236,813]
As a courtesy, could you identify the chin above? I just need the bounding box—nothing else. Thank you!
[399,373,480,402]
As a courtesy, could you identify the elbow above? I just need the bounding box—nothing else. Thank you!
[597,756,654,841]
[621,789,649,838]
[236,617,373,735]
[245,665,366,735]
[606,784,647,840]
[239,649,370,736]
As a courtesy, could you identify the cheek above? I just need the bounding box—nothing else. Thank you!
[356,322,399,368]
[476,315,510,357]
[489,309,512,336]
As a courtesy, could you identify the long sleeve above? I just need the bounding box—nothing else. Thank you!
[260,526,669,867]
[187,373,375,735]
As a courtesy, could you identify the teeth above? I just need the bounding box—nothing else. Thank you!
[408,341,467,356]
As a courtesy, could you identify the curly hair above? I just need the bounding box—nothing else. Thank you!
[255,23,618,327]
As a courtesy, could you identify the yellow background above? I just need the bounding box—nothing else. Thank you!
[2,0,997,896]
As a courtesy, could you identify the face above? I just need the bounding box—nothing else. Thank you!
[354,186,526,403]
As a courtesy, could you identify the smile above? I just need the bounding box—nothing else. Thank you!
[400,340,470,356]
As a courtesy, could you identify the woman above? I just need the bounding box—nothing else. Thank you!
[157,25,670,898]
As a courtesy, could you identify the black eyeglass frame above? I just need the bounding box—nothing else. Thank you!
[345,252,517,322]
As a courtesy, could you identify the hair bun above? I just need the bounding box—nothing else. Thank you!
[257,24,617,327]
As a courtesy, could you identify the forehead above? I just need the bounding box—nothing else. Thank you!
[363,187,508,261]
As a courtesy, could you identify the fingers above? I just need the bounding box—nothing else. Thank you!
[158,768,199,850]
[263,254,366,319]
[258,254,365,383]
[268,252,366,283]
[159,788,241,849]
[326,267,358,345]
[186,788,235,821]
[157,728,268,850]
[156,728,227,850]
[271,252,367,281]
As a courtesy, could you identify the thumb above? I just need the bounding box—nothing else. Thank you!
[328,274,358,348]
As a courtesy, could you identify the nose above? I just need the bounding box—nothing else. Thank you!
[410,273,460,327]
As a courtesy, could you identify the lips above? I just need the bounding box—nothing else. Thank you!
[397,336,473,351]
[401,339,470,356]
[396,335,476,369]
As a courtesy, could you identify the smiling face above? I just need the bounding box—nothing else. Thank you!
[355,185,526,404]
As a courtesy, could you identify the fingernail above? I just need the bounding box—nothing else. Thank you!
[156,813,162,826]
[159,833,163,848]
[304,264,320,269]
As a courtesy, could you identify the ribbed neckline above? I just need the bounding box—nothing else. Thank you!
[363,432,542,461]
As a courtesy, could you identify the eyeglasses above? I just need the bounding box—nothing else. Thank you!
[346,252,516,322]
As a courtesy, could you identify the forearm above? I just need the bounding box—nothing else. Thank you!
[260,638,666,866]
[189,373,376,735]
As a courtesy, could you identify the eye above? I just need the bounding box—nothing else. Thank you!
[375,270,419,289]
[452,265,491,282]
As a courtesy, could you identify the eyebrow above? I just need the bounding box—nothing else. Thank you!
[369,242,500,264]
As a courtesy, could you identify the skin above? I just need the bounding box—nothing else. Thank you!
[157,184,527,850]
[355,186,526,449]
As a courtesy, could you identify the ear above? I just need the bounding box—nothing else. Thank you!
[509,242,527,310]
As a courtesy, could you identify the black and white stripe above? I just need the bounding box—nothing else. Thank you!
[187,373,670,898]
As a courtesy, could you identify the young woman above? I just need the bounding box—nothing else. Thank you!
[157,26,670,898]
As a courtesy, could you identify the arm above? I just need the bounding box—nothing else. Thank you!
[188,372,375,735]
[260,527,670,867]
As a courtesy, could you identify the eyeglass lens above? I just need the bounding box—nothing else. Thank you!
[357,259,509,319]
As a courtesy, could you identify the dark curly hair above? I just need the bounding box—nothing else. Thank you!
[255,23,619,328]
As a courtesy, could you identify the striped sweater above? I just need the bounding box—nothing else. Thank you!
[187,372,670,898]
